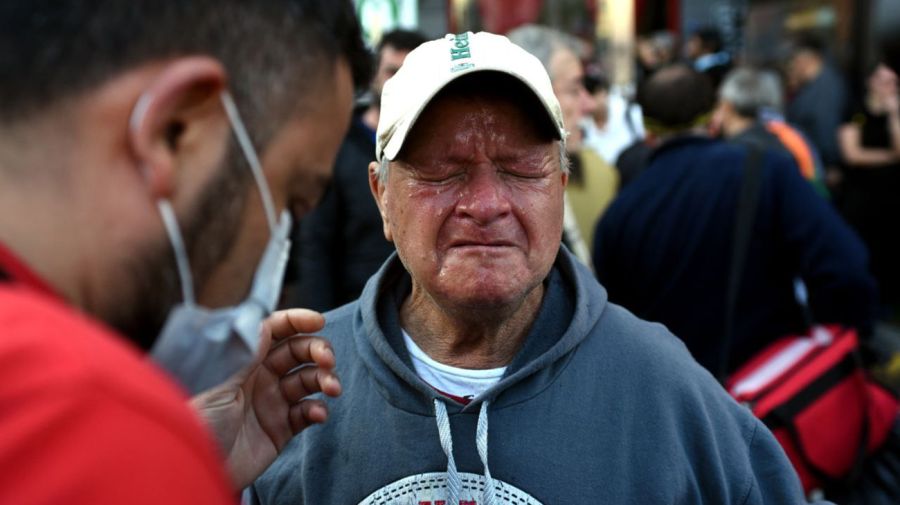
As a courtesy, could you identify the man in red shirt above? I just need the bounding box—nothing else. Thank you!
[0,1,371,502]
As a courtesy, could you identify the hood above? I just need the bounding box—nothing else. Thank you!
[352,246,609,416]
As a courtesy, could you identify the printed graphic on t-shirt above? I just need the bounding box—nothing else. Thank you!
[358,472,542,504]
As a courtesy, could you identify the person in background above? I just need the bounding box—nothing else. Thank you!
[593,64,875,376]
[508,24,619,260]
[582,71,646,166]
[636,34,663,86]
[252,32,816,505]
[685,26,732,89]
[838,63,900,320]
[284,29,426,312]
[786,36,848,188]
[635,31,678,88]
[715,67,829,197]
[0,1,371,502]
[653,31,680,67]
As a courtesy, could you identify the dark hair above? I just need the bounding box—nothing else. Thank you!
[377,29,428,58]
[638,64,714,130]
[692,27,724,53]
[0,0,372,141]
[791,35,826,57]
[584,72,610,94]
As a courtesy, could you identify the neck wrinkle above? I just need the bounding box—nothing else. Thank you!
[400,282,544,370]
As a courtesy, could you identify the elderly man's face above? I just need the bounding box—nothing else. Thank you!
[550,48,595,153]
[373,92,567,310]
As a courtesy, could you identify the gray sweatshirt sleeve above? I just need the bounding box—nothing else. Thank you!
[741,420,832,505]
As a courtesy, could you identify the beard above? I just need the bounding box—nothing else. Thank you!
[110,140,252,351]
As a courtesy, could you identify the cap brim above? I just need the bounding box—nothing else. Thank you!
[380,65,563,162]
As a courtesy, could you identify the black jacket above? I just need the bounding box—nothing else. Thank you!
[594,137,876,374]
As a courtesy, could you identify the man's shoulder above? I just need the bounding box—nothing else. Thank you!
[680,137,746,161]
[318,300,363,347]
[0,285,210,427]
[644,137,742,176]
[322,299,360,326]
[603,138,740,215]
[581,302,760,435]
[586,302,703,374]
[0,286,177,396]
[656,137,795,180]
[0,286,218,447]
[0,287,233,502]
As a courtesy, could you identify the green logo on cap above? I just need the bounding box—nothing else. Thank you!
[449,32,474,72]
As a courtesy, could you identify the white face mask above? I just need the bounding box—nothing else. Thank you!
[146,91,293,394]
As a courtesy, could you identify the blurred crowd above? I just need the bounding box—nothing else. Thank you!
[287,23,900,367]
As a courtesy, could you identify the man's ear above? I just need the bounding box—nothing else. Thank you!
[128,56,227,200]
[368,160,393,242]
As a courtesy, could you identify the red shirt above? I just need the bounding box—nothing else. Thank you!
[0,243,235,504]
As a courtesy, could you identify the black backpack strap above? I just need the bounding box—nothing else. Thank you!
[719,144,765,382]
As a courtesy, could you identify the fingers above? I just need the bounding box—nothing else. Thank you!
[288,399,329,435]
[264,309,326,341]
[279,366,342,401]
[265,335,336,376]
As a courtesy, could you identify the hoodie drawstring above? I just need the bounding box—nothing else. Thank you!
[433,398,497,505]
[434,399,462,504]
[476,400,497,505]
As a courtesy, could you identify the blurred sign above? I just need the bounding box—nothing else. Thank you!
[477,0,542,34]
[355,0,419,45]
[785,6,836,30]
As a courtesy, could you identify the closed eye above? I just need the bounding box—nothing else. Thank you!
[415,171,465,184]
[501,170,546,180]
[498,164,551,180]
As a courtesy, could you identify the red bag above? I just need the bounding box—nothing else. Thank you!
[727,325,899,494]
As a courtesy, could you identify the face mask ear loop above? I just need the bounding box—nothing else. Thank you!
[157,199,196,306]
[130,92,196,307]
[219,91,278,234]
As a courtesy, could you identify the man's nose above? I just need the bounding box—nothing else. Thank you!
[455,167,511,224]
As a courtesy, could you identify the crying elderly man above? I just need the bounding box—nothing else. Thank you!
[252,32,813,505]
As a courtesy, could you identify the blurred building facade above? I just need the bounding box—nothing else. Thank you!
[354,0,889,96]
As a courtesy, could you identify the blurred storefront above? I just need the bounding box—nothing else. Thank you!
[640,0,880,87]
[743,1,871,72]
[355,0,635,86]
[354,0,888,93]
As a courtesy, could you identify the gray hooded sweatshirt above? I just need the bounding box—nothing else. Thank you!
[251,249,812,504]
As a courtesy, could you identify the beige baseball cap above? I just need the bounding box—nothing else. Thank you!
[376,31,566,162]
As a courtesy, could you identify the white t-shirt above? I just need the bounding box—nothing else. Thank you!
[402,329,506,402]
[582,92,645,164]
